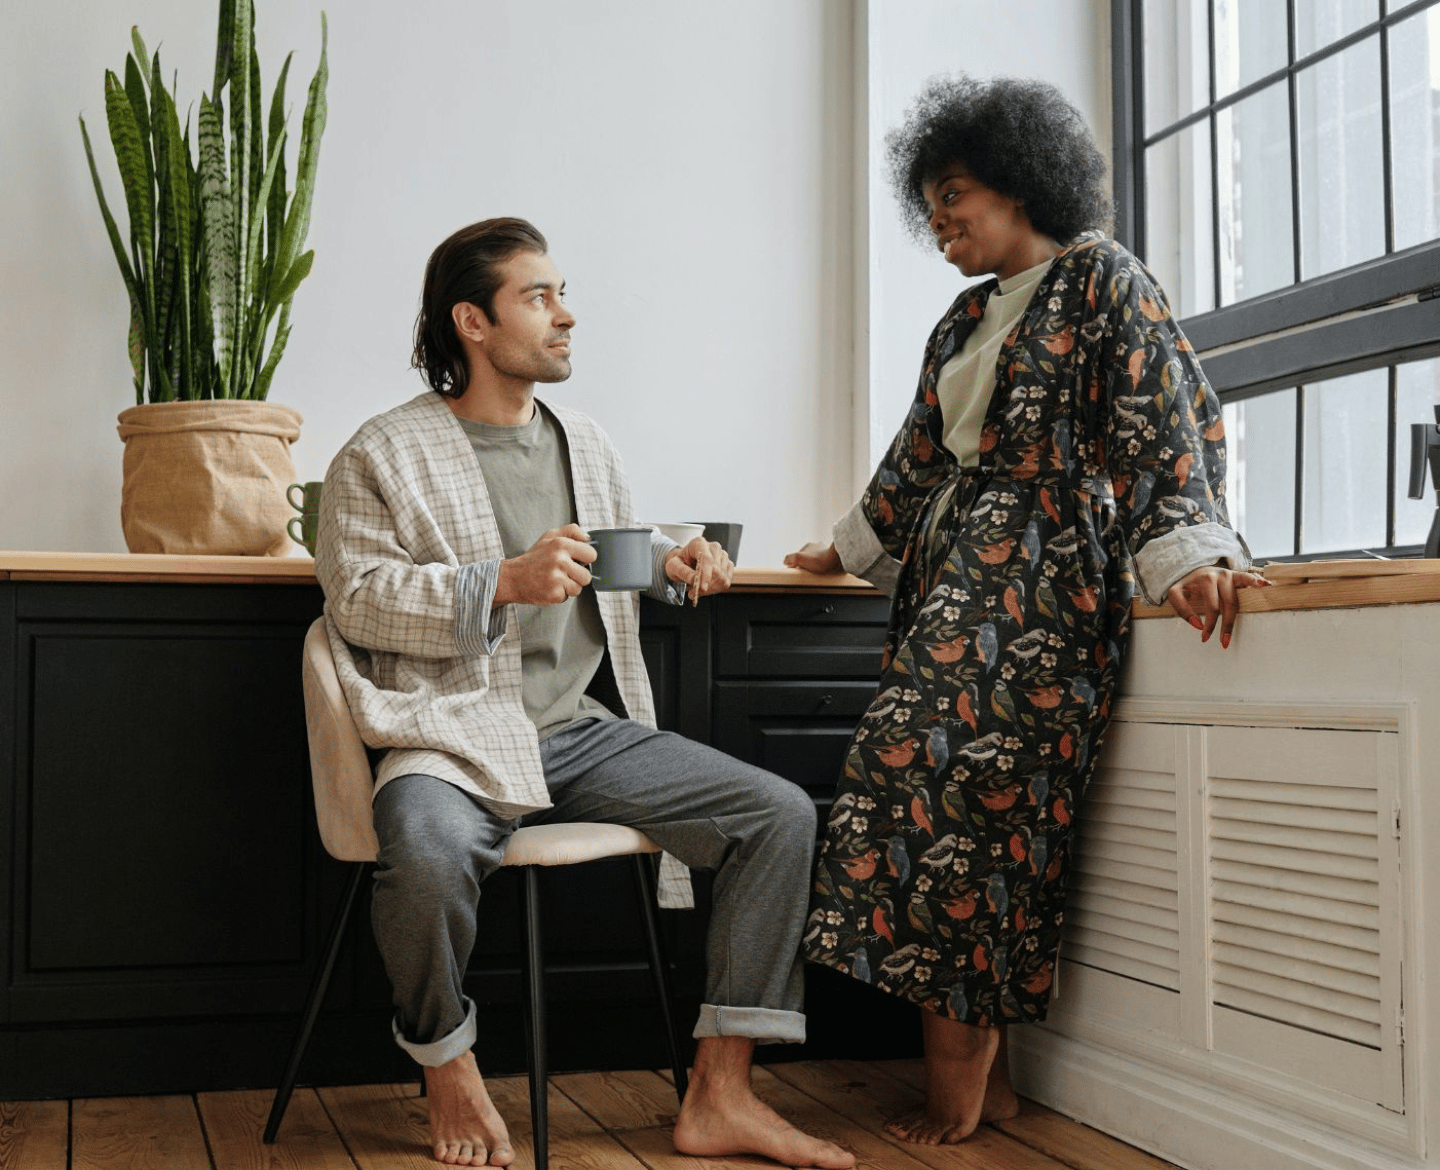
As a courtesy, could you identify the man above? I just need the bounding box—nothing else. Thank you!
[314,217,855,1169]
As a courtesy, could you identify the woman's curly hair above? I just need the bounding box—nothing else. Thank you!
[886,74,1112,246]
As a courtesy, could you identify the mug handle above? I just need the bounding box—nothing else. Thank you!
[287,516,307,547]
[287,483,306,511]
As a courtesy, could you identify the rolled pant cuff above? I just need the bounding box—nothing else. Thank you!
[392,998,477,1067]
[692,1004,806,1045]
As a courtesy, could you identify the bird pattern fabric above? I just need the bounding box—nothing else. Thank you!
[805,234,1236,1025]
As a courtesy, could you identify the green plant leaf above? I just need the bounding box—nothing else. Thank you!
[103,72,153,268]
[130,27,151,86]
[123,53,154,193]
[253,318,290,401]
[198,93,236,396]
[228,0,254,396]
[81,115,147,399]
[237,128,288,395]
[274,12,326,283]
[159,79,195,398]
[266,52,292,264]
[212,0,235,99]
[269,249,313,307]
[248,45,264,219]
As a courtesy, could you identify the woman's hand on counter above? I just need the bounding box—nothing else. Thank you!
[1166,565,1272,649]
[785,541,843,574]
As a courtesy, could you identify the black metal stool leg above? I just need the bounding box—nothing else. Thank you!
[518,866,549,1170]
[631,854,690,1102]
[264,861,368,1143]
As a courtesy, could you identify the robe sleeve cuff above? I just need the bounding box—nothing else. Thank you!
[455,560,508,655]
[1133,523,1252,605]
[834,502,902,597]
[646,533,687,605]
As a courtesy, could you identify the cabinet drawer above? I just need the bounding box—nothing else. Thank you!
[715,594,888,679]
[713,680,875,801]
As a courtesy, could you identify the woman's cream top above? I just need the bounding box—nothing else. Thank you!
[936,257,1054,466]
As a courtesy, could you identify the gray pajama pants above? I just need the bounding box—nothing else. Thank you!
[370,717,817,1067]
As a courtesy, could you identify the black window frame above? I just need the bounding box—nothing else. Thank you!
[1111,0,1440,559]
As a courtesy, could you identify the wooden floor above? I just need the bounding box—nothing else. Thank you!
[0,1058,1179,1170]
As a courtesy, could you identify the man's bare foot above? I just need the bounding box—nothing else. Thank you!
[672,1036,855,1168]
[883,1013,1002,1145]
[422,1052,515,1166]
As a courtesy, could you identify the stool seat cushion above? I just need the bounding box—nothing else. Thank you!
[503,822,662,868]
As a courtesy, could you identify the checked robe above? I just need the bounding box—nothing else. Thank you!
[805,233,1247,1025]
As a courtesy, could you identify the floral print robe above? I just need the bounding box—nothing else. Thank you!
[805,233,1239,1025]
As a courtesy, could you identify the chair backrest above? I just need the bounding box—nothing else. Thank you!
[301,617,381,862]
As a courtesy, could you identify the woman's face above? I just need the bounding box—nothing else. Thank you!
[922,165,1045,282]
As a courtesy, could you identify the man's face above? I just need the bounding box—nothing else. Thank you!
[480,250,575,384]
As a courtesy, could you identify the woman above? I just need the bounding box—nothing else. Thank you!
[788,75,1267,1145]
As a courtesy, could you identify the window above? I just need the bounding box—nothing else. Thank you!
[1114,0,1440,559]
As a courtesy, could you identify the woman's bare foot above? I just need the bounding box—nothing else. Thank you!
[422,1052,515,1166]
[672,1036,855,1168]
[981,1027,1020,1123]
[884,1013,1003,1144]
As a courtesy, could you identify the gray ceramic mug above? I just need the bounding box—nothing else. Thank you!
[589,527,653,591]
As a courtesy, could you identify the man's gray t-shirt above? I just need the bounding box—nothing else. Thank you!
[457,407,616,738]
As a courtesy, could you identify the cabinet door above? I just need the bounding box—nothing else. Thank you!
[1058,712,1405,1118]
[715,595,889,679]
[8,583,326,1023]
[712,681,877,816]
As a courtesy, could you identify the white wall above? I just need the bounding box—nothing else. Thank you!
[862,0,1113,473]
[0,0,1108,565]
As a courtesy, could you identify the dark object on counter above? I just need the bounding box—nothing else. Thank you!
[1408,405,1440,558]
[701,522,743,563]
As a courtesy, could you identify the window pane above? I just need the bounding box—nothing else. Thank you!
[1296,0,1379,58]
[1396,357,1440,547]
[1218,82,1294,303]
[1145,122,1215,317]
[1225,389,1296,559]
[1215,0,1288,98]
[1389,6,1440,251]
[1302,369,1388,553]
[1297,38,1385,279]
[1144,0,1209,132]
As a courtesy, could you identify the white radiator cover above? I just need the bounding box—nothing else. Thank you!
[1012,602,1439,1170]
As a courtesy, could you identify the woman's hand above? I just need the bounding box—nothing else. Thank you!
[1166,565,1271,649]
[665,537,733,603]
[785,541,843,574]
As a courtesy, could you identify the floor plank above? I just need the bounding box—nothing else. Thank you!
[486,1075,648,1169]
[992,1100,1177,1170]
[553,1069,682,1132]
[765,1060,1061,1170]
[316,1084,434,1170]
[197,1087,356,1170]
[0,1060,1182,1170]
[0,1100,68,1170]
[71,1096,211,1170]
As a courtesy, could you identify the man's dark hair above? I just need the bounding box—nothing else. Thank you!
[412,217,549,398]
[886,75,1112,246]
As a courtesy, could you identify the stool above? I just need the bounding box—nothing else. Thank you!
[262,619,689,1170]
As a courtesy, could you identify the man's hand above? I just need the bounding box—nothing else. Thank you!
[1165,564,1271,649]
[665,537,733,603]
[494,524,596,607]
[784,541,843,574]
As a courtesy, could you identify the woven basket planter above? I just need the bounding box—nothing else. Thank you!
[117,400,304,556]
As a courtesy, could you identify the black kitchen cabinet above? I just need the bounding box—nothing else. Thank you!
[0,577,908,1098]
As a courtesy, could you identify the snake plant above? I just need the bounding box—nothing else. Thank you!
[79,0,327,403]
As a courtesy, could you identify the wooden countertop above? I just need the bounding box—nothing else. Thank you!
[4,552,1437,611]
[1132,557,1440,617]
[0,551,877,593]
